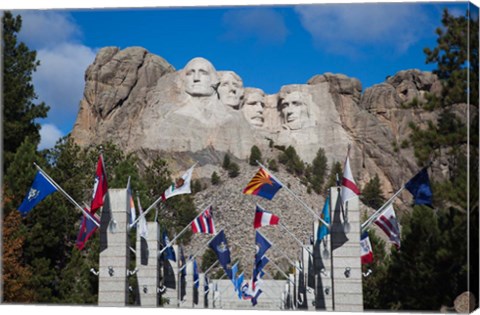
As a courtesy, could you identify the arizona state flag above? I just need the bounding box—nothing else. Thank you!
[243,168,282,200]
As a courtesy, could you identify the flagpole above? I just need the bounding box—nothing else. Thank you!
[277,222,313,256]
[264,257,295,287]
[129,163,199,229]
[157,205,212,257]
[178,233,218,273]
[361,186,405,232]
[256,161,329,228]
[203,259,220,275]
[33,163,100,227]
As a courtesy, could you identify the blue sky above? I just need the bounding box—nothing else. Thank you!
[10,1,476,149]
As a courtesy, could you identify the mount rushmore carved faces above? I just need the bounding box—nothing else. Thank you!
[242,88,265,128]
[279,89,310,130]
[184,57,219,97]
[218,71,244,109]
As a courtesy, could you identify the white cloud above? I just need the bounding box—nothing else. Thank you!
[38,123,64,150]
[221,8,288,45]
[15,11,97,135]
[295,3,432,57]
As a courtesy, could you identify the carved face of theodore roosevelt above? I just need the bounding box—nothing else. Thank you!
[242,89,265,127]
[218,71,244,109]
[280,90,309,130]
[184,57,219,97]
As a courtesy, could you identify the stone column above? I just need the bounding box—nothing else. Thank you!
[288,274,295,310]
[329,187,363,311]
[98,189,129,306]
[136,221,159,307]
[179,260,193,308]
[195,272,205,309]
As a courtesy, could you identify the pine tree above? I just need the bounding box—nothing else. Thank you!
[360,174,385,209]
[324,161,343,195]
[308,148,328,194]
[278,146,304,176]
[211,171,220,185]
[222,153,231,170]
[228,162,240,178]
[2,11,49,170]
[249,145,262,166]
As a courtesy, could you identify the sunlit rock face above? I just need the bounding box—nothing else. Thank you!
[72,47,449,193]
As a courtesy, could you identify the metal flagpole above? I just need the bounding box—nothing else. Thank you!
[361,186,405,232]
[278,222,312,256]
[264,257,295,287]
[178,232,219,274]
[34,163,100,227]
[204,260,220,275]
[158,205,212,257]
[256,161,329,227]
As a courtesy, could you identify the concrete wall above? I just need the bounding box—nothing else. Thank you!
[136,222,159,307]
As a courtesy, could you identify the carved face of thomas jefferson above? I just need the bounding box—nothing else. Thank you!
[184,57,219,97]
[218,71,244,109]
[242,89,265,127]
[280,90,309,130]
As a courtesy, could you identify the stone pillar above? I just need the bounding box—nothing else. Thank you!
[162,245,179,307]
[179,260,193,308]
[98,189,129,306]
[329,187,363,311]
[195,272,205,309]
[313,221,333,310]
[288,274,295,310]
[136,221,159,307]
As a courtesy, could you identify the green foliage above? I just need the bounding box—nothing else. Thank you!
[192,179,203,193]
[360,174,385,209]
[211,171,220,185]
[278,145,304,176]
[2,11,49,170]
[363,229,389,310]
[324,161,343,194]
[268,159,279,172]
[249,145,262,166]
[222,153,231,170]
[228,162,240,178]
[306,148,328,194]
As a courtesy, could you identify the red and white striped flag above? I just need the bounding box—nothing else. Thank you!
[360,232,374,264]
[192,206,216,235]
[253,205,280,229]
[374,204,401,249]
[341,154,360,203]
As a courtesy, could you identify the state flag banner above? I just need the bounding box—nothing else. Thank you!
[192,206,216,234]
[18,171,58,216]
[90,155,108,214]
[360,232,374,264]
[253,205,280,229]
[374,204,401,249]
[341,155,360,203]
[162,165,195,201]
[405,167,433,208]
[243,168,282,200]
[317,195,331,242]
[254,231,272,265]
[208,230,231,271]
[76,210,100,250]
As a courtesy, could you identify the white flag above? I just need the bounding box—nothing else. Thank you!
[374,203,401,249]
[162,165,195,201]
[341,155,360,203]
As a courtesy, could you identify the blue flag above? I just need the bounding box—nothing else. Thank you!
[255,231,271,265]
[162,231,176,262]
[193,258,199,289]
[317,196,331,243]
[208,230,231,271]
[252,289,263,306]
[253,256,269,285]
[18,171,58,216]
[230,262,238,284]
[405,168,433,208]
[236,273,244,299]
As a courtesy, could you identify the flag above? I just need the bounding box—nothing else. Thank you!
[179,247,186,301]
[253,256,269,287]
[252,289,263,306]
[204,274,209,308]
[208,230,231,271]
[316,195,331,243]
[405,168,433,207]
[162,165,195,201]
[90,155,108,213]
[18,170,58,216]
[192,206,216,234]
[243,168,282,200]
[76,209,100,250]
[253,205,280,229]
[255,231,272,265]
[360,232,374,264]
[307,254,315,289]
[138,197,149,265]
[193,257,199,305]
[230,262,238,284]
[341,154,360,203]
[162,231,176,262]
[236,273,244,299]
[127,177,136,225]
[374,204,401,249]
